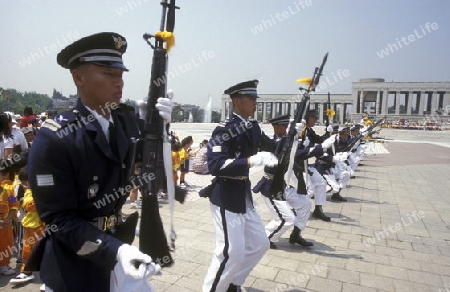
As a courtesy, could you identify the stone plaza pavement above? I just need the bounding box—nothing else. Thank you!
[1,126,450,291]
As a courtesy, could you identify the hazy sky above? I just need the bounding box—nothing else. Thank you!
[1,0,449,110]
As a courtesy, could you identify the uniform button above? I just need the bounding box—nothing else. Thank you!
[122,163,126,168]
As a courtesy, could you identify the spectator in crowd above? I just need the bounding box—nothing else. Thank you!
[0,113,13,159]
[0,160,19,276]
[179,136,193,187]
[22,127,35,148]
[172,141,182,185]
[4,113,28,158]
[9,167,45,286]
[129,162,142,209]
[15,115,22,126]
[19,107,37,129]
[192,139,209,175]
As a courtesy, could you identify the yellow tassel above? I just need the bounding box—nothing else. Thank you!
[155,31,175,52]
[300,126,307,138]
[296,77,313,86]
[326,109,335,117]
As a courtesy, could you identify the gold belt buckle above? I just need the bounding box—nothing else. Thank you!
[102,215,118,231]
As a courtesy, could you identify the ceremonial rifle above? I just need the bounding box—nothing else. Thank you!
[325,92,331,127]
[346,116,386,153]
[325,91,336,154]
[136,0,183,268]
[269,53,329,197]
[365,116,386,136]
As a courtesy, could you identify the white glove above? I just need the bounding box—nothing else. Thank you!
[248,152,278,167]
[326,125,333,133]
[155,97,173,123]
[286,119,304,135]
[333,153,348,162]
[116,244,160,279]
[362,132,369,138]
[321,135,336,150]
[295,122,303,133]
[302,136,310,148]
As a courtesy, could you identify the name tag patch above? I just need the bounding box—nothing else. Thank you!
[36,174,54,186]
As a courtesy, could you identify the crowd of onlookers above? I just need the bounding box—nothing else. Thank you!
[0,106,47,289]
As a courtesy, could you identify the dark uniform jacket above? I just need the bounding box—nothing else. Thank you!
[28,99,140,292]
[207,114,275,213]
[253,135,324,200]
[301,126,329,148]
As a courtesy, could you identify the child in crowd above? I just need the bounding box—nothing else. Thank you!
[129,162,142,209]
[9,167,46,286]
[0,161,19,276]
[172,141,182,185]
[192,139,209,175]
[179,136,193,187]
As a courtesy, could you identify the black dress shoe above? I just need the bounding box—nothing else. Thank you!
[289,234,314,246]
[289,226,314,247]
[331,193,347,202]
[269,242,277,249]
[312,206,331,222]
[227,283,242,292]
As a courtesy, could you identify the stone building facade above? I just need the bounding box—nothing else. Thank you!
[221,78,450,124]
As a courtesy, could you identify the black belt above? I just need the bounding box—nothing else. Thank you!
[91,214,119,231]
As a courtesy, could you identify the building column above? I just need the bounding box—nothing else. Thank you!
[395,91,401,115]
[271,102,276,119]
[432,91,438,112]
[418,91,425,115]
[262,102,267,122]
[359,90,364,114]
[407,91,413,115]
[381,89,388,115]
[375,91,380,115]
[444,91,450,113]
[319,104,324,124]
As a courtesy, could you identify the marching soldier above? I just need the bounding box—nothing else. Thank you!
[202,80,278,292]
[253,114,327,249]
[300,110,335,221]
[28,32,170,292]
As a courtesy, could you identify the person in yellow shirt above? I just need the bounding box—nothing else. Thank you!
[0,161,19,276]
[10,167,46,285]
[179,136,193,187]
[172,141,182,185]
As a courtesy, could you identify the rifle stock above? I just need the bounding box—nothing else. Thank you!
[269,53,329,197]
[138,0,179,268]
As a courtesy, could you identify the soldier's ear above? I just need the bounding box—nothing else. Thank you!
[71,68,83,87]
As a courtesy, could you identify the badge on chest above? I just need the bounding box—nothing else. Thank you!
[87,176,99,199]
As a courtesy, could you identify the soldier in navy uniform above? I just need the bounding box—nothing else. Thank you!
[300,110,335,221]
[253,114,328,249]
[27,32,171,292]
[202,80,278,292]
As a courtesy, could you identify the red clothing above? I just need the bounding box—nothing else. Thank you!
[20,115,37,128]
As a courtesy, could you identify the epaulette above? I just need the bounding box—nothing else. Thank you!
[41,119,62,132]
[217,119,230,127]
[41,110,78,132]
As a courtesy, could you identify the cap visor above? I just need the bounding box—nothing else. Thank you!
[91,61,129,71]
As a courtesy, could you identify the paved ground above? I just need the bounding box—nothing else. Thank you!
[1,125,450,291]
